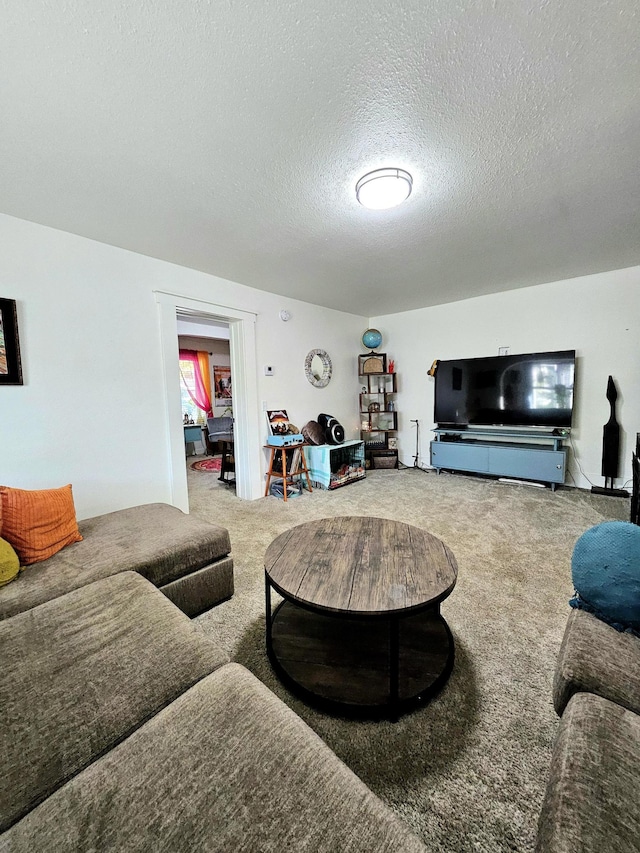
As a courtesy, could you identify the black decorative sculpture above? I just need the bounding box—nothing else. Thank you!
[601,375,620,489]
[592,375,629,497]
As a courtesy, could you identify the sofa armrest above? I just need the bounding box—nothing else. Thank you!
[553,608,640,716]
[536,692,640,852]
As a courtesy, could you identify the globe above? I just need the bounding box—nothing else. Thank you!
[362,328,383,351]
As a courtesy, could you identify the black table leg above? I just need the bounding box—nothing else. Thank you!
[389,615,400,722]
[265,573,273,650]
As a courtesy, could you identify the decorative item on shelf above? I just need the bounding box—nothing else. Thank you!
[427,359,438,377]
[359,352,387,374]
[372,453,398,469]
[302,420,325,445]
[317,413,345,445]
[388,359,395,373]
[367,356,385,373]
[361,328,383,351]
[387,399,395,412]
[368,401,380,413]
[388,437,398,450]
[266,409,290,436]
[266,409,304,446]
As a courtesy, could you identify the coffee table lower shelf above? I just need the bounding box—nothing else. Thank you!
[266,599,454,720]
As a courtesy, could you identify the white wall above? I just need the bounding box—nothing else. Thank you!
[372,266,640,490]
[0,214,365,518]
[3,211,636,513]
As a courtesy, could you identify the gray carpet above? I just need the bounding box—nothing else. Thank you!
[189,460,629,852]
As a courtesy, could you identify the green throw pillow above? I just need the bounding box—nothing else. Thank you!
[0,536,20,587]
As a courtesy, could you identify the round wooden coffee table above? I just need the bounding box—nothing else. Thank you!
[264,516,458,720]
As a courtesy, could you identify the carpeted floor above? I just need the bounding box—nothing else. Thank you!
[188,457,629,852]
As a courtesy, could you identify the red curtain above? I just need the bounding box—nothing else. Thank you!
[179,349,213,416]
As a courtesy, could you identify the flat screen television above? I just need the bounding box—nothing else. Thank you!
[434,350,576,429]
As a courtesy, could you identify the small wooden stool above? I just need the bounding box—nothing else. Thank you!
[264,444,312,501]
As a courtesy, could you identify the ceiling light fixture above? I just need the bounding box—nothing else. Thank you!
[355,168,413,210]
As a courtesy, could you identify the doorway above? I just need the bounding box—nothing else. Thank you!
[177,314,233,490]
[155,291,262,509]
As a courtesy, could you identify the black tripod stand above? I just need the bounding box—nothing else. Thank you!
[411,420,420,468]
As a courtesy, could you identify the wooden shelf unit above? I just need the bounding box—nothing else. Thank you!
[359,362,398,469]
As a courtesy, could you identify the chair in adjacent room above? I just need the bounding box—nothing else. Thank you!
[206,417,235,486]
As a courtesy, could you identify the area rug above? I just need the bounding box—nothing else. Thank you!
[190,457,221,473]
[188,466,630,852]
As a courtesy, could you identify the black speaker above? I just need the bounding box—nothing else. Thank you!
[317,413,345,445]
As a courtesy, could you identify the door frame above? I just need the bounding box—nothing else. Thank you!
[155,291,262,508]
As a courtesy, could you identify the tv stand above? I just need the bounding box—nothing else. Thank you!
[430,428,567,490]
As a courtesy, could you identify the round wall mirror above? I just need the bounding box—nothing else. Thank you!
[304,349,332,388]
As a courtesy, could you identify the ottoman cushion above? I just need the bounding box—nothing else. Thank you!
[0,503,231,619]
[0,663,427,852]
[0,572,227,831]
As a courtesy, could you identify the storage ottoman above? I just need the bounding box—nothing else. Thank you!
[0,503,234,619]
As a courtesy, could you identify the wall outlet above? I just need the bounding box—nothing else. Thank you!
[498,346,510,356]
[264,365,274,375]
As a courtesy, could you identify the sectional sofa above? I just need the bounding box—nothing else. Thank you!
[4,498,637,850]
[0,499,426,850]
[535,608,640,852]
[0,502,234,621]
[0,570,427,851]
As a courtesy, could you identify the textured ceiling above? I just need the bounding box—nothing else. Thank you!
[1,1,638,315]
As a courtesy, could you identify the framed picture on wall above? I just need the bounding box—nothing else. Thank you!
[213,365,232,401]
[0,298,23,385]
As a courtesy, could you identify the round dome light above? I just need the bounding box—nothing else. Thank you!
[355,168,413,210]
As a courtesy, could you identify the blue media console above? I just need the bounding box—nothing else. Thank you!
[430,428,567,491]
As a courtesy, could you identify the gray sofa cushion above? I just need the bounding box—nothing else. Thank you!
[0,503,232,619]
[0,571,228,832]
[536,692,640,853]
[553,608,640,716]
[0,663,427,852]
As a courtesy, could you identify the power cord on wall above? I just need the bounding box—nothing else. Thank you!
[568,433,596,488]
[569,434,632,493]
[398,419,434,474]
[389,420,433,473]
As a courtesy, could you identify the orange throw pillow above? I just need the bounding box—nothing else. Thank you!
[0,485,83,566]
